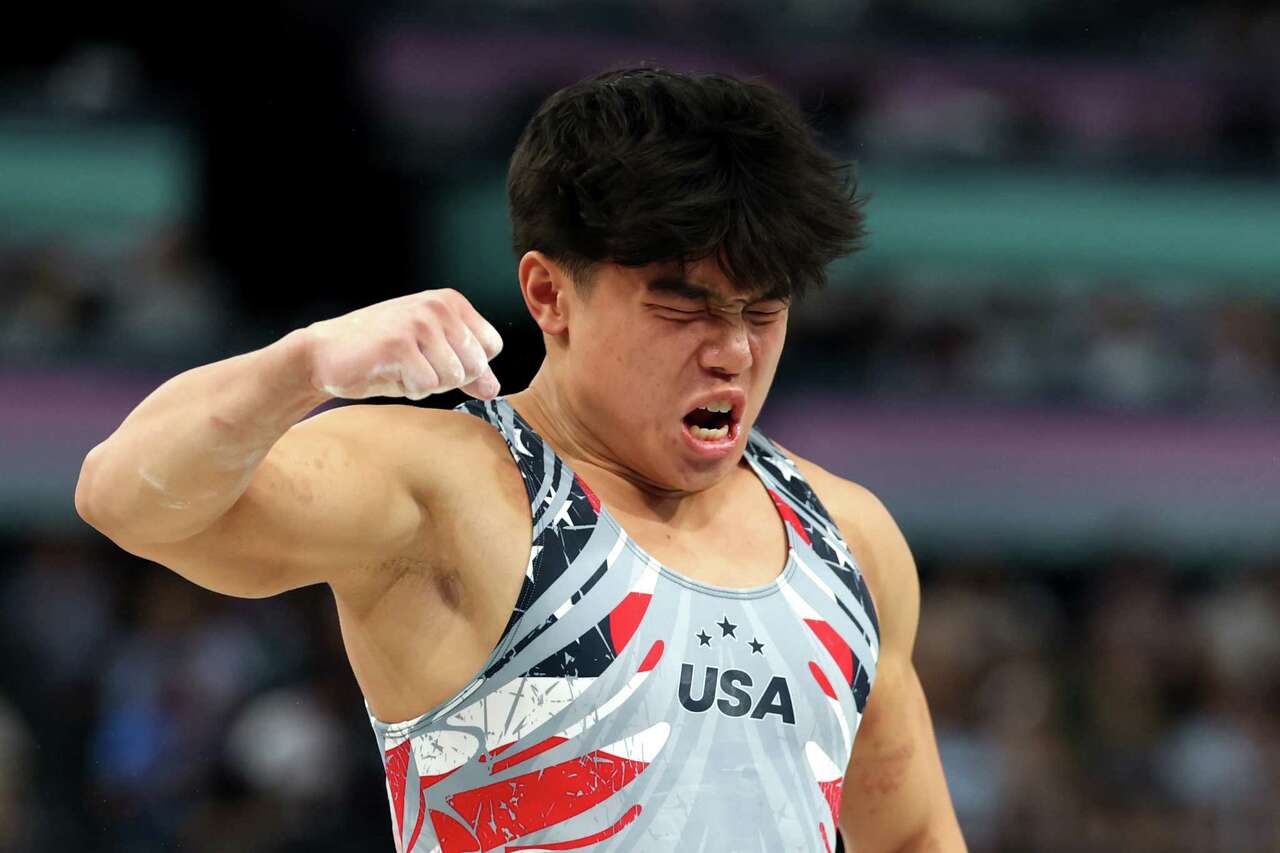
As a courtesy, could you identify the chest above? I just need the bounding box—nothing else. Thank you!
[441,459,793,601]
[604,494,790,589]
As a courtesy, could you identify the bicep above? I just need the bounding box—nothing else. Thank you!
[118,408,425,599]
[840,655,964,853]
[791,460,963,850]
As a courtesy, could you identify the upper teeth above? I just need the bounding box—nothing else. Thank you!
[699,402,732,413]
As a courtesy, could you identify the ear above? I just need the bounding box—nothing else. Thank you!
[518,251,571,336]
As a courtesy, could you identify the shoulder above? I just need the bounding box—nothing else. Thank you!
[298,402,510,457]
[298,402,521,502]
[304,402,531,591]
[299,401,498,444]
[771,440,921,656]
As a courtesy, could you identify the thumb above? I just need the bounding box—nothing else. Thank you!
[461,366,501,400]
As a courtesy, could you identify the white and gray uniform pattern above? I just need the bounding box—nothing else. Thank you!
[367,397,880,852]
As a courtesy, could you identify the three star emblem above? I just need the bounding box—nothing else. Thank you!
[696,616,765,654]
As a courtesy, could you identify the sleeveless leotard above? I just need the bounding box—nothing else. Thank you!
[367,398,880,852]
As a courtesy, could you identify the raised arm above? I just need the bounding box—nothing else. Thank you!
[75,289,503,599]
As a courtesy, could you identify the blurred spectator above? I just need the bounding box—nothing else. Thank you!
[2,536,116,697]
[1204,297,1280,409]
[1159,574,1280,815]
[0,241,99,358]
[0,224,230,366]
[6,534,1269,851]
[788,272,1280,414]
[97,224,230,358]
[3,5,1280,851]
[0,695,37,851]
[1077,289,1185,408]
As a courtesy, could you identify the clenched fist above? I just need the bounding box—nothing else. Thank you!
[302,289,504,401]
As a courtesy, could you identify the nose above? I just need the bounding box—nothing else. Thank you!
[699,317,753,377]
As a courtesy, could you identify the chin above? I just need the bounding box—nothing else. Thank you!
[663,448,743,493]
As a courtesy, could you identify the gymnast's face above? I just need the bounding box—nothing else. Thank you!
[547,255,789,495]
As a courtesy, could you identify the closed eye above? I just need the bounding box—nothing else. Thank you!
[650,304,707,320]
[650,302,786,323]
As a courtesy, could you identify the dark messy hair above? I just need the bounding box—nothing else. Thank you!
[507,66,868,302]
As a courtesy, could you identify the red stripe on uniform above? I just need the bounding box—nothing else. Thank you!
[608,591,652,653]
[504,804,643,850]
[767,488,812,544]
[405,765,464,851]
[406,787,428,851]
[809,660,836,700]
[638,639,664,673]
[574,474,601,513]
[383,741,412,838]
[819,779,843,830]
[490,735,569,775]
[804,618,854,686]
[429,809,480,852]
[447,746,653,850]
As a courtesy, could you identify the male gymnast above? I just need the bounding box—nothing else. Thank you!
[77,67,966,852]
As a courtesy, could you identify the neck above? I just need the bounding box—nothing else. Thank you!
[506,365,609,477]
[506,366,741,522]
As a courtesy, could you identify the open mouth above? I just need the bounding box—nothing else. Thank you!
[681,401,739,444]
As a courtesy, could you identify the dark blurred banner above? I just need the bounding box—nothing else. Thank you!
[5,371,1277,560]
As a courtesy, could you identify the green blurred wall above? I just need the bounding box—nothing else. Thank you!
[431,166,1280,310]
[0,120,195,248]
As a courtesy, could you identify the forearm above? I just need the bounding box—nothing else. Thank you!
[75,328,329,544]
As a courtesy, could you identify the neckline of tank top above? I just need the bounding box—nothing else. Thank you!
[496,396,801,600]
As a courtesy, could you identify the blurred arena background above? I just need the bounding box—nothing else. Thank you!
[2,2,1279,851]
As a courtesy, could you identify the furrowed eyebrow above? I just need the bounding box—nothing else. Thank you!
[645,276,790,306]
[754,286,791,304]
[645,277,716,300]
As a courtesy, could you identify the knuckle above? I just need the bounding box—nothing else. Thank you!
[433,358,464,387]
[424,298,454,322]
[459,329,485,357]
[405,374,435,399]
[415,364,440,390]
[407,314,433,337]
[402,341,427,365]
